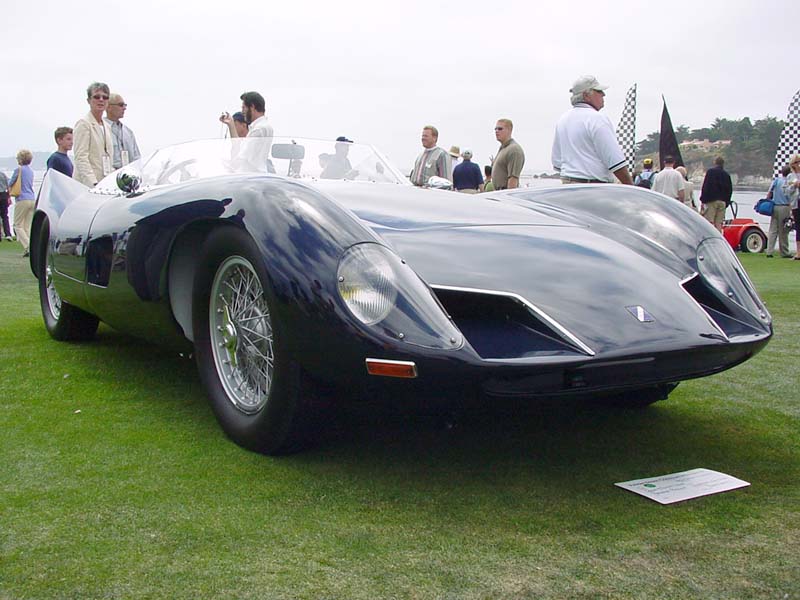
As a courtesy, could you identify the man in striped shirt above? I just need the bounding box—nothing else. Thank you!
[410,125,451,186]
[106,93,141,169]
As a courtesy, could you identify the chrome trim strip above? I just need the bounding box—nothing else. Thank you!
[678,272,729,342]
[430,284,595,356]
[52,270,83,285]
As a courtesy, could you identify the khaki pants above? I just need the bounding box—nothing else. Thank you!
[701,200,726,230]
[767,204,792,257]
[12,199,35,252]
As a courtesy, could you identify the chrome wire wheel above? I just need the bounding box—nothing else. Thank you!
[209,256,274,414]
[45,259,62,321]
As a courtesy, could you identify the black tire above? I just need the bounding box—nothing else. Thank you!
[192,226,320,455]
[597,383,678,408]
[740,229,766,253]
[37,220,100,341]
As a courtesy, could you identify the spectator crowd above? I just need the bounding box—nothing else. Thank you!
[3,76,797,258]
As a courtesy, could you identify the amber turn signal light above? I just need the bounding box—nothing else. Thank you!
[365,358,418,379]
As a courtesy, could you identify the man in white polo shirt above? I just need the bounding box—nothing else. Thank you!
[551,75,633,185]
[652,155,686,202]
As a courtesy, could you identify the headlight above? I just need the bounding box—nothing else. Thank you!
[337,243,463,350]
[337,244,397,325]
[697,237,768,319]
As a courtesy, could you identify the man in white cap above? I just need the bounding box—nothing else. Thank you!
[551,75,633,185]
[452,148,484,193]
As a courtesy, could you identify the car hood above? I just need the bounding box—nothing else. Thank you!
[314,182,734,355]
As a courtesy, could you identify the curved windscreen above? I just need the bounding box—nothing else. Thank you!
[95,137,408,193]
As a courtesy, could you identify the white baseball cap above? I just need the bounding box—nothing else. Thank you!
[570,75,609,95]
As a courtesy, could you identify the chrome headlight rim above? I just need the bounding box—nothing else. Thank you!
[337,243,398,326]
[336,242,464,350]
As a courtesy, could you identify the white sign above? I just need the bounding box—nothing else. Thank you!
[615,468,750,504]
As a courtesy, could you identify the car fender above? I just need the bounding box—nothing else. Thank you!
[31,169,100,282]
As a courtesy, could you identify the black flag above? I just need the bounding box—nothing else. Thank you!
[659,97,684,169]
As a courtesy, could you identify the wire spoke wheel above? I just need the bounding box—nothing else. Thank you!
[45,259,62,321]
[209,256,274,414]
[36,219,99,341]
[194,227,324,454]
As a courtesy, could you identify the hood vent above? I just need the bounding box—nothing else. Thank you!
[680,273,767,339]
[431,285,593,360]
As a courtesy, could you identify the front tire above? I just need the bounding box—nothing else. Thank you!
[37,220,99,341]
[192,226,320,455]
[740,229,766,253]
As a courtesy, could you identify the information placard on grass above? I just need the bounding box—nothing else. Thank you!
[615,468,750,504]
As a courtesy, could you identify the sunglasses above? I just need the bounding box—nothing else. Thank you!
[110,103,127,108]
[495,127,505,131]
[92,94,110,100]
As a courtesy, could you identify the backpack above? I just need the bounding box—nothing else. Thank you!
[636,171,654,189]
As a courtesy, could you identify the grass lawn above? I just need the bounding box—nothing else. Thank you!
[1,240,798,599]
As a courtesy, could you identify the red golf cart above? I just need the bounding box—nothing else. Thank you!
[723,201,767,253]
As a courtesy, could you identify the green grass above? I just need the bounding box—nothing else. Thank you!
[1,240,798,599]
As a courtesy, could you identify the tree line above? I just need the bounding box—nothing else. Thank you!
[636,116,785,177]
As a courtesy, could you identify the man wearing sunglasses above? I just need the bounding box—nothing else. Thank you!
[106,93,141,169]
[73,82,114,187]
[492,119,525,190]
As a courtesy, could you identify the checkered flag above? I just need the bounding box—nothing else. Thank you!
[616,84,637,174]
[774,89,800,177]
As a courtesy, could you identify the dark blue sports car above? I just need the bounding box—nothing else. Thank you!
[30,137,772,454]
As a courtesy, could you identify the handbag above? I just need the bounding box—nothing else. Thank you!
[754,198,774,216]
[8,169,22,197]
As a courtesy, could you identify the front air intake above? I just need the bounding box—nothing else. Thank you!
[431,285,593,359]
[681,273,768,339]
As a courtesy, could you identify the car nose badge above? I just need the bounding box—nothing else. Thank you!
[626,305,655,323]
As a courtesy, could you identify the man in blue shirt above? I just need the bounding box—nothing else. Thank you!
[452,148,484,193]
[46,127,74,177]
[634,157,656,188]
[766,164,793,258]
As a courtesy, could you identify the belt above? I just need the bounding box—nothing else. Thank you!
[561,176,608,184]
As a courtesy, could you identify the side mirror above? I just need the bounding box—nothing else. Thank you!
[271,143,305,160]
[117,170,141,194]
[426,176,453,190]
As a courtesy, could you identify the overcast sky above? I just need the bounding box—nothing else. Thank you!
[3,0,796,173]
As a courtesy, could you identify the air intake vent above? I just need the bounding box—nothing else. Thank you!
[681,273,766,339]
[431,286,592,359]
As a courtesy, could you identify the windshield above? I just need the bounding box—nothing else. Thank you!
[95,137,408,193]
